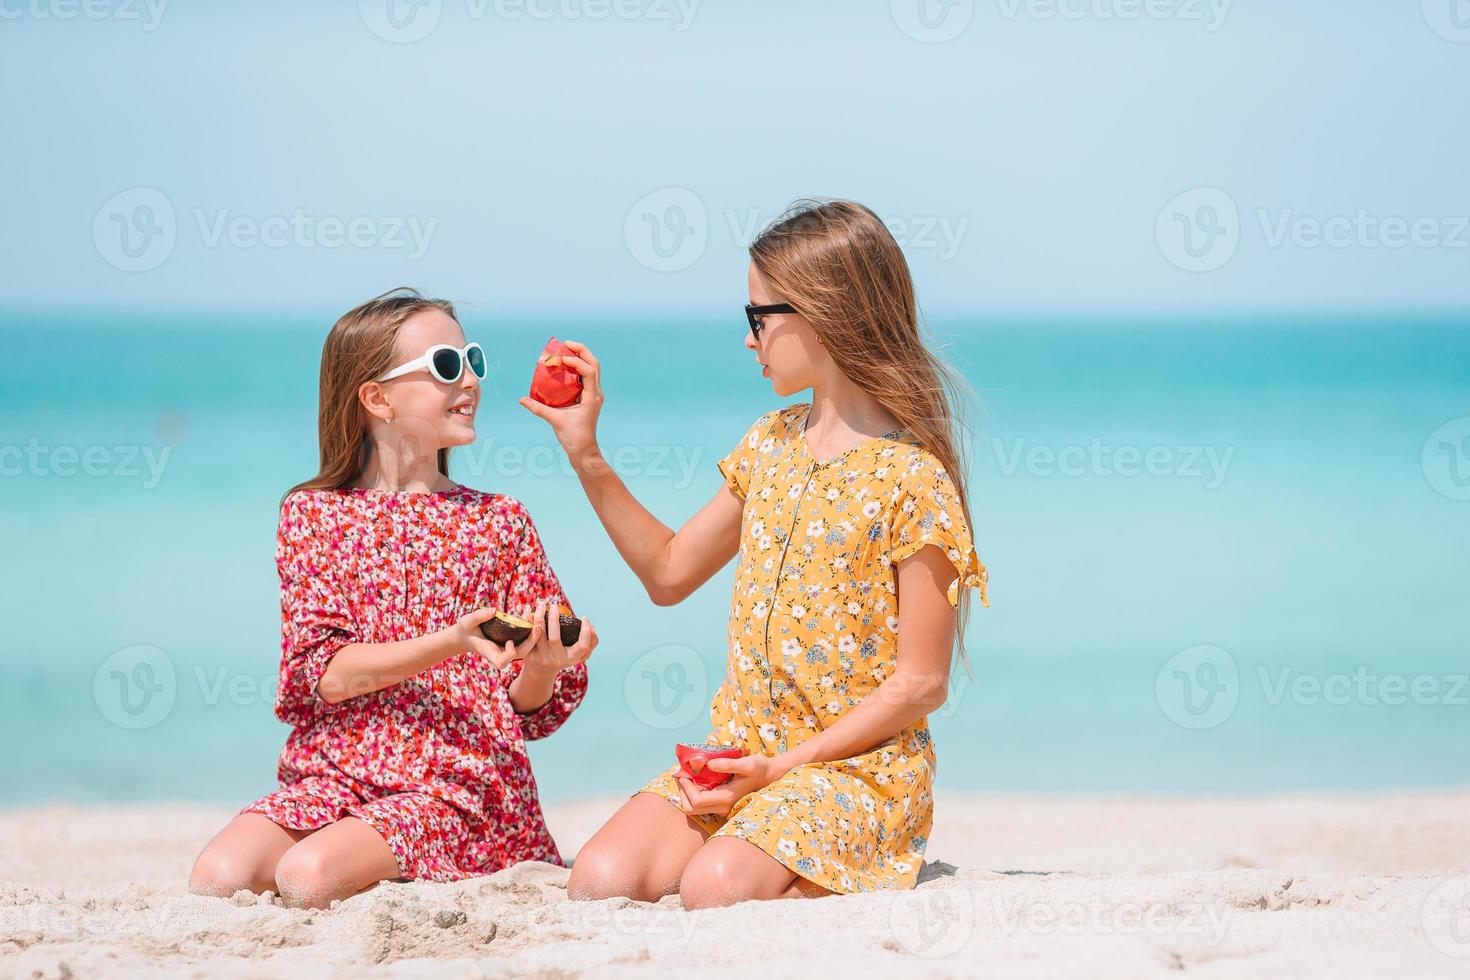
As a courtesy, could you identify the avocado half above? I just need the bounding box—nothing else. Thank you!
[479,606,583,647]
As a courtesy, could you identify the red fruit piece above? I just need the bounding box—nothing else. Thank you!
[675,743,747,790]
[529,336,584,409]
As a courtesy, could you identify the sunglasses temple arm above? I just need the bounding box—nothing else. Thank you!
[378,354,429,383]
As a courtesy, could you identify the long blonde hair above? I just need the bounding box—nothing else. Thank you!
[284,288,458,502]
[750,199,980,668]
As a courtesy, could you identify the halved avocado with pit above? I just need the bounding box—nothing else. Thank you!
[479,606,584,647]
[479,611,533,646]
[556,607,584,646]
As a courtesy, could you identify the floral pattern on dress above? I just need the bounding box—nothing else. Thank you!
[639,403,988,895]
[241,485,587,882]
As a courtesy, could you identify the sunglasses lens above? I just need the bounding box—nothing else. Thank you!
[466,344,486,379]
[431,348,462,382]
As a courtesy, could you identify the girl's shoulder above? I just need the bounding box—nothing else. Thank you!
[278,487,337,525]
[273,486,545,556]
[457,487,537,528]
[277,485,527,523]
[742,403,809,440]
[875,439,955,491]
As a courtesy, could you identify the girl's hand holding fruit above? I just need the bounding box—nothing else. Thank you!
[451,602,597,675]
[674,748,791,819]
[448,608,532,670]
[510,602,599,677]
[518,338,606,472]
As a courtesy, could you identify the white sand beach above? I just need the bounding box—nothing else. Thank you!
[3,792,1468,978]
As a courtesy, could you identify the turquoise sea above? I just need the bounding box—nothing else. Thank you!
[2,313,1467,807]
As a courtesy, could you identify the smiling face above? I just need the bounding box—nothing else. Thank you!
[364,308,480,448]
[746,261,830,397]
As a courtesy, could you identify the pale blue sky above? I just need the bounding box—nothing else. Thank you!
[2,0,1468,315]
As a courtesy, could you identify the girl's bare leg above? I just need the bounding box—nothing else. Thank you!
[273,816,401,909]
[567,792,709,902]
[778,875,836,900]
[188,813,310,898]
[680,836,834,910]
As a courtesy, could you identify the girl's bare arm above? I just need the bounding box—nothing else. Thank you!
[770,544,957,766]
[676,545,960,815]
[317,607,529,705]
[519,341,743,606]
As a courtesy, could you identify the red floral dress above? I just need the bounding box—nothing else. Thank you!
[240,485,587,882]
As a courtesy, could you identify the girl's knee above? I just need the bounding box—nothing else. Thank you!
[188,845,271,899]
[567,845,655,902]
[273,844,337,909]
[678,849,746,910]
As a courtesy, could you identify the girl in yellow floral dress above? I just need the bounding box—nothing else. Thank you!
[522,199,988,908]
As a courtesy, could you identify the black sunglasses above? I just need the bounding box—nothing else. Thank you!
[745,302,796,340]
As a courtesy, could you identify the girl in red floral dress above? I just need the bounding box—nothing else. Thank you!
[188,289,598,909]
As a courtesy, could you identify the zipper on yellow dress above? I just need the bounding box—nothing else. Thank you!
[764,460,817,755]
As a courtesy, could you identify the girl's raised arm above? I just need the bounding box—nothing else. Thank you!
[519,341,743,607]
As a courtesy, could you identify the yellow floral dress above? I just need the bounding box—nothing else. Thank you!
[638,402,989,894]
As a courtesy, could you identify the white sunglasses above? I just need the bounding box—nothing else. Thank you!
[378,342,487,384]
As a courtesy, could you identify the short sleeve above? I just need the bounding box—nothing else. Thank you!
[274,492,360,725]
[717,409,780,499]
[498,501,588,740]
[890,460,990,609]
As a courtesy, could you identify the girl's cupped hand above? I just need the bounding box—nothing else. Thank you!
[449,608,530,669]
[448,602,597,674]
[512,601,599,678]
[518,340,604,467]
[675,753,790,818]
